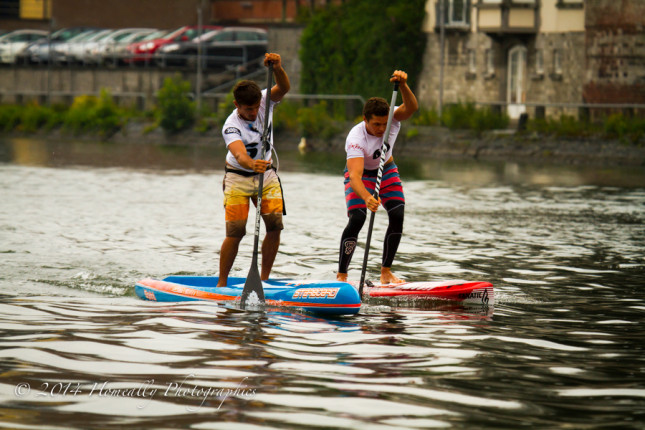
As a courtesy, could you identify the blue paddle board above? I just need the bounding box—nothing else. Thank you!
[135,276,361,315]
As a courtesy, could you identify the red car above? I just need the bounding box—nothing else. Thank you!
[125,25,221,64]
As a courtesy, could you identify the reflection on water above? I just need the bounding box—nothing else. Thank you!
[1,136,644,429]
[2,137,645,187]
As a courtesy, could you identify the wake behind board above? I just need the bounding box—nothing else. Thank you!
[135,276,361,316]
[351,279,494,306]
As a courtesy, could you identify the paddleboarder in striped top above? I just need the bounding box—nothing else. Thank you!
[337,70,418,285]
[218,53,291,287]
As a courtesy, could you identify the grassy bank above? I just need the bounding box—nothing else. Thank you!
[1,77,643,168]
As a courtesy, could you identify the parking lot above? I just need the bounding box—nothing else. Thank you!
[0,25,268,71]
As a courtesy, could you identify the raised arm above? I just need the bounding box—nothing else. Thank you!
[264,53,291,103]
[391,70,418,122]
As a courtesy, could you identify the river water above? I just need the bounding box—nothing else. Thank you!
[1,137,644,429]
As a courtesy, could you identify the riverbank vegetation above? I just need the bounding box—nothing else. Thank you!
[0,77,643,146]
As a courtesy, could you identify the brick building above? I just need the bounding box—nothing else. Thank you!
[418,0,644,119]
[0,0,340,30]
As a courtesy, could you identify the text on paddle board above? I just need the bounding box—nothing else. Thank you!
[292,288,340,299]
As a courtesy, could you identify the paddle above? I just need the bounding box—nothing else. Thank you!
[240,61,273,307]
[358,79,400,297]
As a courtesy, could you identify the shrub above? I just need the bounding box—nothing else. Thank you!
[604,113,645,144]
[63,94,98,134]
[156,75,195,134]
[297,101,342,140]
[93,89,123,137]
[527,114,595,138]
[0,105,23,132]
[439,102,508,134]
[411,107,440,126]
[20,103,51,132]
[61,90,124,137]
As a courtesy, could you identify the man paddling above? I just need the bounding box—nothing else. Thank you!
[337,70,418,285]
[218,53,291,287]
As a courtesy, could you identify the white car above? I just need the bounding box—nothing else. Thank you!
[88,28,157,65]
[0,29,48,63]
[52,29,105,64]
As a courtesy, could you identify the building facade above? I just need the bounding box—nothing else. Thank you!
[0,0,341,31]
[418,0,644,119]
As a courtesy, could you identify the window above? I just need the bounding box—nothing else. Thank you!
[468,49,476,74]
[557,0,583,9]
[437,0,471,27]
[450,0,466,24]
[485,48,495,77]
[553,49,562,74]
[211,31,234,42]
[534,49,544,75]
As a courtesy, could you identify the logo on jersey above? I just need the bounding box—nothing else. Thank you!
[225,127,241,136]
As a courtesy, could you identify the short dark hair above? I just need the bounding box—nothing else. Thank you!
[363,97,390,120]
[233,80,262,106]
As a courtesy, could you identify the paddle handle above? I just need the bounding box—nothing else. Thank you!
[250,62,274,267]
[358,80,399,297]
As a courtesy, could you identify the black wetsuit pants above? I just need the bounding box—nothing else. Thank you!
[338,201,404,274]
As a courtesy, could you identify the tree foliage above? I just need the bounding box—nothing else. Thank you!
[299,0,427,99]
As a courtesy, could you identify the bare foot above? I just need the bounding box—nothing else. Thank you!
[381,267,404,285]
[336,272,348,282]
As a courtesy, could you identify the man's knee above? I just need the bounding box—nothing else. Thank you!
[226,220,247,238]
[262,213,284,232]
[348,208,367,226]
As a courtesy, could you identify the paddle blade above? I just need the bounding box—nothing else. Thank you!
[240,263,265,307]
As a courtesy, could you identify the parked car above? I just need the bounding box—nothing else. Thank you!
[155,27,267,68]
[0,29,48,64]
[18,27,98,64]
[84,28,157,65]
[51,29,105,64]
[67,29,118,64]
[124,25,221,65]
[104,29,167,66]
[97,28,158,65]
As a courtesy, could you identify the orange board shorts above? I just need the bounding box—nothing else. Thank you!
[222,168,284,237]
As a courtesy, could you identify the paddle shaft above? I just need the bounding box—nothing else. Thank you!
[251,62,274,266]
[240,61,273,305]
[358,81,399,297]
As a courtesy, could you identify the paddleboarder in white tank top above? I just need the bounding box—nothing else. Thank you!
[337,70,418,285]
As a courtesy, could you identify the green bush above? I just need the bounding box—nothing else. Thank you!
[300,0,427,99]
[94,89,123,137]
[61,90,124,137]
[20,103,46,132]
[441,102,476,130]
[439,102,508,134]
[63,94,98,134]
[0,105,23,132]
[527,114,597,138]
[273,100,343,140]
[411,107,440,126]
[156,75,195,134]
[603,113,645,143]
[273,100,300,133]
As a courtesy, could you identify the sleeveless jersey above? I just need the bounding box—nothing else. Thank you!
[222,89,279,172]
